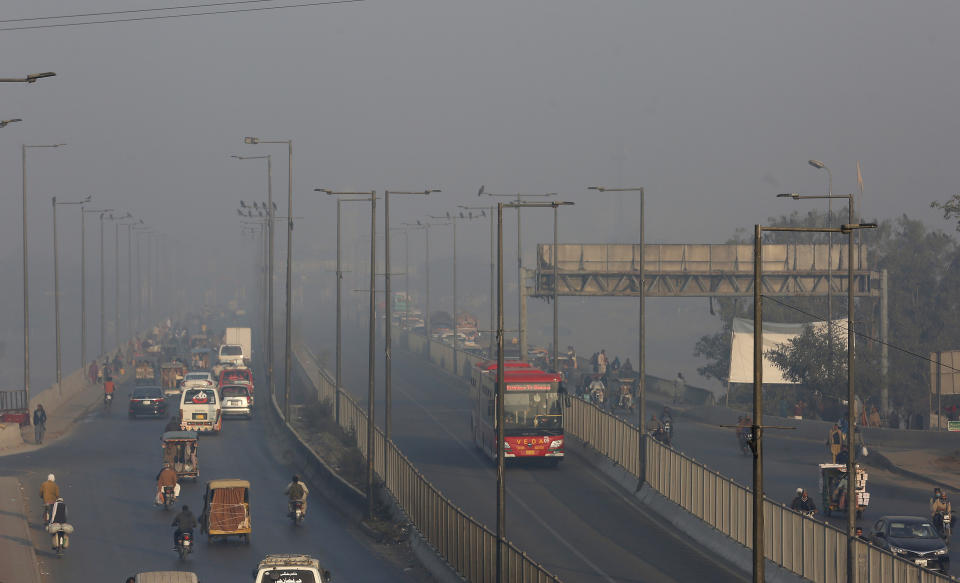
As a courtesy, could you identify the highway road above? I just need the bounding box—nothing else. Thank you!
[307,323,747,583]
[610,392,960,568]
[0,365,420,582]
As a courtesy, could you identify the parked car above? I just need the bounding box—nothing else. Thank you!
[220,384,253,418]
[129,386,168,419]
[182,371,216,390]
[870,515,950,572]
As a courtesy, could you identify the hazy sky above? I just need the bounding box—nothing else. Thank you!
[2,0,958,391]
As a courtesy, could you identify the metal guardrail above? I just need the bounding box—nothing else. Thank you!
[397,327,954,583]
[0,389,28,412]
[565,396,953,583]
[291,342,561,583]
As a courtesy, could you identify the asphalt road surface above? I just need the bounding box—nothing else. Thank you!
[612,393,960,570]
[309,323,747,583]
[0,369,417,582]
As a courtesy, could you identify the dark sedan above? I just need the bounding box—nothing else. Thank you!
[128,386,167,418]
[870,515,949,572]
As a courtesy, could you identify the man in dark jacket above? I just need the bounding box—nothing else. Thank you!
[171,505,197,548]
[790,489,817,514]
[33,404,47,444]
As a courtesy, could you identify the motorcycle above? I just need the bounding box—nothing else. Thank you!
[651,426,671,446]
[162,485,177,510]
[289,500,305,525]
[661,418,673,441]
[175,530,193,560]
[46,523,73,558]
[103,392,113,412]
[590,386,605,408]
[936,512,952,543]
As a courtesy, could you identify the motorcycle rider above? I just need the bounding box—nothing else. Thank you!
[170,504,197,549]
[660,407,674,439]
[790,488,817,515]
[103,375,116,405]
[155,462,178,505]
[39,473,59,521]
[48,496,69,551]
[931,489,952,532]
[285,475,309,518]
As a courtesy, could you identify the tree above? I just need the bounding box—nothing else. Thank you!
[766,324,847,399]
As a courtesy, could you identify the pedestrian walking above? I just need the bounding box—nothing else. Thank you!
[88,360,98,385]
[33,404,47,444]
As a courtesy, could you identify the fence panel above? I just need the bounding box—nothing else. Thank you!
[292,338,560,583]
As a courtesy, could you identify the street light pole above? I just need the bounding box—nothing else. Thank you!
[384,190,436,443]
[233,155,274,404]
[52,195,91,392]
[0,72,55,83]
[23,143,64,403]
[589,186,646,483]
[481,187,557,360]
[320,191,382,426]
[459,205,496,359]
[319,189,378,519]
[245,137,292,421]
[778,191,860,583]
[756,217,874,583]
[808,160,833,356]
[495,201,573,583]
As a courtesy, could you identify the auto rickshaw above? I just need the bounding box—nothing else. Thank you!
[200,479,251,543]
[818,463,870,518]
[161,431,199,480]
[190,347,212,370]
[161,362,188,396]
[135,572,198,583]
[611,374,638,412]
[136,359,156,382]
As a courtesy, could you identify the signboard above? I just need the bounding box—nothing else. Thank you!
[506,383,553,392]
[930,351,960,395]
[948,421,960,432]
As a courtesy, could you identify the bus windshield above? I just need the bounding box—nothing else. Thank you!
[504,392,561,434]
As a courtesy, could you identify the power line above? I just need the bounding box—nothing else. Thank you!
[0,0,282,23]
[761,294,960,374]
[0,0,363,31]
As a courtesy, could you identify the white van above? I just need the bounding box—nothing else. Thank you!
[179,387,222,433]
[218,344,245,367]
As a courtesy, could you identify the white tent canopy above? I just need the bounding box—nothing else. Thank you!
[727,318,846,384]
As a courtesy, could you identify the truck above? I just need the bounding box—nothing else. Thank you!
[253,554,331,583]
[223,327,252,365]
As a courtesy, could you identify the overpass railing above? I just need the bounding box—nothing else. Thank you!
[396,327,953,583]
[290,341,561,583]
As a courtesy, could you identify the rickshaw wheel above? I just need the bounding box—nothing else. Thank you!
[241,534,250,544]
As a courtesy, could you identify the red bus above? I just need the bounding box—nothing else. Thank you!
[471,368,564,465]
[470,360,532,389]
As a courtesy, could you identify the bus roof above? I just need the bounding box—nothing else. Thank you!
[475,360,533,371]
[500,369,562,383]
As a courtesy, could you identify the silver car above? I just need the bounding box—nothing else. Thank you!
[220,384,253,418]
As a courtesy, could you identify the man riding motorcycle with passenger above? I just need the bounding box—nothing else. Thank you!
[931,488,953,535]
[155,462,179,506]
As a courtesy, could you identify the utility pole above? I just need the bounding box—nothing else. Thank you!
[481,187,556,360]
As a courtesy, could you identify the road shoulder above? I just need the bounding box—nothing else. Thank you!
[0,476,42,583]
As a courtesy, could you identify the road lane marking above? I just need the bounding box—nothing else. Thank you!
[392,380,630,583]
